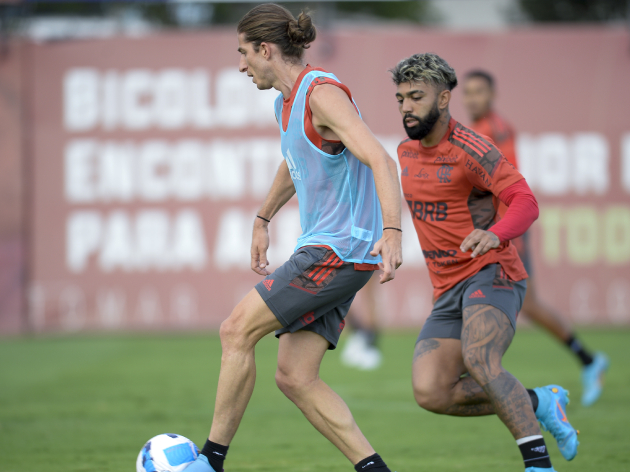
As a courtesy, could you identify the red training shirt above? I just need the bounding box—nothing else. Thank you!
[398,118,528,299]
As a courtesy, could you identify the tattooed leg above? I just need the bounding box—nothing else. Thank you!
[412,337,495,416]
[461,304,541,439]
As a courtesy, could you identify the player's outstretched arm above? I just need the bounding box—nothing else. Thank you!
[309,84,403,283]
[251,161,296,276]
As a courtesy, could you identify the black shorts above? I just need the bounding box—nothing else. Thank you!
[417,263,527,343]
[255,246,374,349]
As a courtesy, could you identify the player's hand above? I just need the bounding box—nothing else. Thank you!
[460,229,500,258]
[370,229,403,284]
[251,219,271,276]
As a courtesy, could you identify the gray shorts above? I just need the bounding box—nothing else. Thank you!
[417,263,527,342]
[255,246,374,349]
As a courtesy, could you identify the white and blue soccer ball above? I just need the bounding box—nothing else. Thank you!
[137,433,199,472]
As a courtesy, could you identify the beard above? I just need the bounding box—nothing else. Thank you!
[403,100,441,141]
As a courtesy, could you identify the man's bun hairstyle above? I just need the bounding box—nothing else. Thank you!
[287,11,317,48]
[238,3,316,60]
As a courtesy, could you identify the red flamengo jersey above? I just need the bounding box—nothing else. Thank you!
[398,118,527,299]
[470,111,518,169]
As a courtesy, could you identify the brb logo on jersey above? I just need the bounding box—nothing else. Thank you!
[285,149,302,180]
[437,164,452,183]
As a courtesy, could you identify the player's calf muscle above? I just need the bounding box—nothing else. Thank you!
[483,372,540,438]
[461,304,539,437]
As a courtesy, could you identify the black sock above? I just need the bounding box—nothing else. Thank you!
[518,436,552,469]
[360,328,379,348]
[201,439,229,472]
[354,453,391,472]
[565,335,594,366]
[526,389,539,413]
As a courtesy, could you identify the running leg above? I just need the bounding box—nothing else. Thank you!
[276,330,379,465]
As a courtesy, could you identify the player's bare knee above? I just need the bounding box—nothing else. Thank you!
[275,368,314,403]
[274,369,295,399]
[219,308,251,352]
[218,318,239,352]
[412,378,450,413]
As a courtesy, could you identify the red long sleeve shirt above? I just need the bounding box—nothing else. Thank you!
[492,179,539,242]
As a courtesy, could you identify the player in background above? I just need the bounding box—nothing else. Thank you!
[392,53,579,472]
[340,275,383,370]
[186,5,402,472]
[463,70,609,407]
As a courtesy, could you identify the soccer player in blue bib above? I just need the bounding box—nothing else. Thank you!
[186,4,402,472]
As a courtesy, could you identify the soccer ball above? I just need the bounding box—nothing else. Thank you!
[137,433,199,472]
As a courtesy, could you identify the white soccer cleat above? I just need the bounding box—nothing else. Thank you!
[341,332,382,370]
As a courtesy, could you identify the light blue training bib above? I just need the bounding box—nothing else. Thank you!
[274,70,383,264]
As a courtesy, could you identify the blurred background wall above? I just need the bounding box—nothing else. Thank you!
[0,0,629,334]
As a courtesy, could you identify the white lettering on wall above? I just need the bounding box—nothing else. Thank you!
[517,132,609,195]
[66,209,207,273]
[64,68,99,131]
[63,67,278,131]
[64,138,284,203]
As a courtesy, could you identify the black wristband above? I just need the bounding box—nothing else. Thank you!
[383,227,402,232]
[256,215,271,223]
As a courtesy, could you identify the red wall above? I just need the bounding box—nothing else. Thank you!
[2,25,629,333]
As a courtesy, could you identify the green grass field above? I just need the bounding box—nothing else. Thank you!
[1,328,627,472]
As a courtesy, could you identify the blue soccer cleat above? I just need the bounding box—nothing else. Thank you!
[525,468,557,472]
[184,454,220,472]
[534,385,579,461]
[581,352,609,407]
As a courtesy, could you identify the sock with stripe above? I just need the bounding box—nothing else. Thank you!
[200,439,228,472]
[354,453,391,472]
[517,435,552,469]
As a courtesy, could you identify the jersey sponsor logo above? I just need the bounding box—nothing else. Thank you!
[423,249,457,259]
[285,149,302,180]
[433,259,458,268]
[401,166,409,177]
[435,155,458,164]
[465,158,492,188]
[437,164,453,183]
[469,289,486,298]
[401,149,418,159]
[414,168,429,179]
[263,279,274,291]
[406,200,448,222]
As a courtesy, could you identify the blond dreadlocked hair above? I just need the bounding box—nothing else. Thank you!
[390,53,458,91]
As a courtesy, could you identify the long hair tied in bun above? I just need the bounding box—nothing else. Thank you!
[287,12,316,48]
[238,3,317,60]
